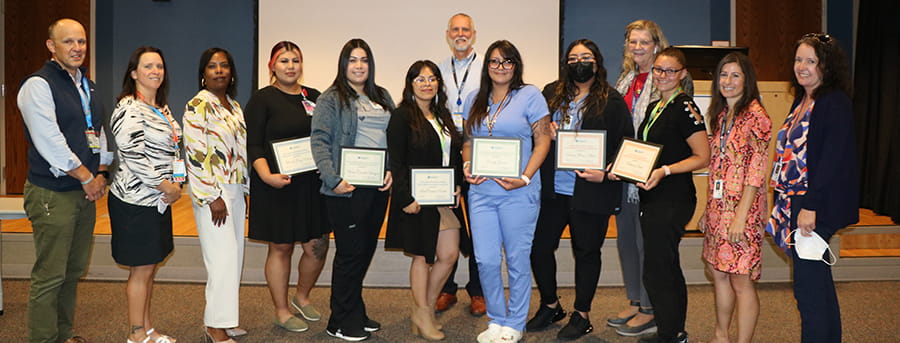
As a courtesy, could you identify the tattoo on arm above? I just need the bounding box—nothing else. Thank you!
[531,116,551,138]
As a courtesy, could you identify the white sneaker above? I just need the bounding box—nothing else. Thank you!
[477,323,503,343]
[497,326,522,343]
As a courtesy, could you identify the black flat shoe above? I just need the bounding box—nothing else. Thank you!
[526,304,566,331]
[557,312,593,341]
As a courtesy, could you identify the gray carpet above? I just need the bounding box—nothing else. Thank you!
[0,279,896,342]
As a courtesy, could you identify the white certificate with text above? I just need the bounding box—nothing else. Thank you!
[471,137,522,178]
[610,137,663,184]
[411,168,455,206]
[340,147,386,187]
[556,130,606,171]
[271,137,317,175]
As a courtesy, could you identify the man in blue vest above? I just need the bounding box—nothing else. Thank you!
[17,18,111,343]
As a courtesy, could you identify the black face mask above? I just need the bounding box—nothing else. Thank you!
[567,61,595,83]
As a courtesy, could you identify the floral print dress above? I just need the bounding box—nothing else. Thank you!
[700,99,771,280]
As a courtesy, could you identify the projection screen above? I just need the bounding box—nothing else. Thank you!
[259,1,560,99]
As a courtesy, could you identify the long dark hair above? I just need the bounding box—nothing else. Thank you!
[791,33,851,100]
[549,39,610,126]
[398,60,460,144]
[198,47,237,98]
[707,52,760,133]
[118,46,169,106]
[464,40,526,135]
[330,38,392,110]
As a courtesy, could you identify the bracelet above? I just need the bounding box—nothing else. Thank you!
[521,174,531,185]
[662,165,672,176]
[80,174,94,185]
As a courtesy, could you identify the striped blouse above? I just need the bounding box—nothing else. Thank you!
[183,90,248,206]
[110,96,181,207]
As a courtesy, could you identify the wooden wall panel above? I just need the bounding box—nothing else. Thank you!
[4,0,91,194]
[736,0,821,81]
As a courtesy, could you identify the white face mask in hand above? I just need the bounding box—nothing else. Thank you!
[787,230,836,265]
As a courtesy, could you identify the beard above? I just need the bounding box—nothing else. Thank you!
[447,36,473,52]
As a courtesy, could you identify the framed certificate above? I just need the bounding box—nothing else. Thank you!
[471,136,522,178]
[556,129,606,171]
[411,168,455,206]
[340,147,386,187]
[271,137,317,175]
[610,137,663,184]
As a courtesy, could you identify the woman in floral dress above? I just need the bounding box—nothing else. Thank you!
[698,52,771,343]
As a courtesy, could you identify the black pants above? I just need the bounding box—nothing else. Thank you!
[530,194,611,312]
[640,199,695,341]
[789,196,842,342]
[325,188,389,332]
[442,187,483,297]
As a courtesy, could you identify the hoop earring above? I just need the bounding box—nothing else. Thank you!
[201,78,206,88]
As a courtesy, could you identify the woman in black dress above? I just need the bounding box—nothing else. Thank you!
[386,60,463,341]
[245,40,329,333]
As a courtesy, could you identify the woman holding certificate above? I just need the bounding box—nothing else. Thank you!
[183,47,249,343]
[611,47,709,343]
[108,46,179,343]
[526,39,633,341]
[245,41,329,333]
[461,40,551,343]
[697,52,771,343]
[385,60,464,341]
[608,19,669,334]
[310,38,395,342]
[767,34,856,343]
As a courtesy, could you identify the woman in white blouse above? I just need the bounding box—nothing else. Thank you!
[109,46,181,343]
[183,47,248,343]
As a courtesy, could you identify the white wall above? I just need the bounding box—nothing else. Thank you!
[259,0,560,98]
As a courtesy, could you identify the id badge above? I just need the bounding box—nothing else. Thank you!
[713,179,724,199]
[452,112,464,132]
[770,161,782,182]
[302,99,316,116]
[85,129,101,153]
[172,159,186,183]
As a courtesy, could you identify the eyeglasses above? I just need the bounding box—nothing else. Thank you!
[488,59,517,70]
[413,76,438,85]
[566,56,596,64]
[803,33,832,43]
[651,66,684,77]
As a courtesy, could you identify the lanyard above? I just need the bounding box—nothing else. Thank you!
[641,87,682,140]
[486,91,513,136]
[451,53,476,107]
[77,76,94,129]
[428,117,450,166]
[719,110,737,155]
[137,92,179,147]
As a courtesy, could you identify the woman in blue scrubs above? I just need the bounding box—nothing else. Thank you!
[461,40,551,343]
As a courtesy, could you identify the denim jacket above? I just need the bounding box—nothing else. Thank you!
[310,85,394,197]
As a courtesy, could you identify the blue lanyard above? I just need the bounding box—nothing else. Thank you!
[452,53,475,107]
[149,105,179,148]
[77,76,93,129]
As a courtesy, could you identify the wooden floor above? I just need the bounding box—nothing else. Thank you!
[2,194,897,257]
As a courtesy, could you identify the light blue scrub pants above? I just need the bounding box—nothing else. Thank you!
[468,190,540,332]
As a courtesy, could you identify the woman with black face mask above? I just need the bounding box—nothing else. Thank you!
[525,39,633,341]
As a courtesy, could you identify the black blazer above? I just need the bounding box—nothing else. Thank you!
[385,105,463,263]
[539,81,634,215]
[795,89,859,235]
